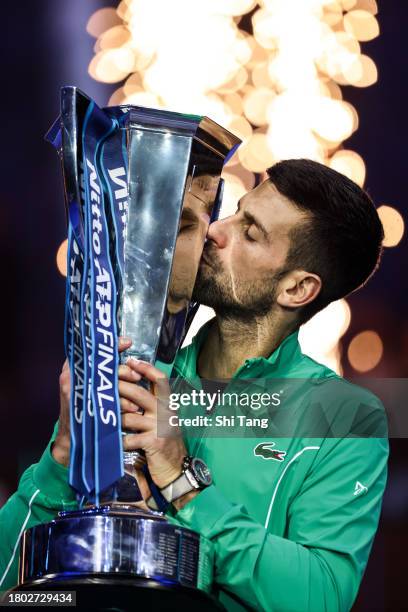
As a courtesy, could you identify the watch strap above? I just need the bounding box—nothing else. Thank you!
[146,456,212,511]
[161,471,198,502]
[146,470,197,511]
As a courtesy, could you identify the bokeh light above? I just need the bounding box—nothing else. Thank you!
[354,0,378,15]
[243,88,275,126]
[343,10,380,42]
[347,330,383,372]
[329,149,366,186]
[377,205,405,248]
[86,0,381,369]
[344,54,378,87]
[219,173,247,218]
[86,8,122,38]
[98,25,132,51]
[299,299,351,373]
[87,0,379,189]
[89,48,136,83]
[56,239,68,277]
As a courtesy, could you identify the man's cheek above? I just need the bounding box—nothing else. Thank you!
[230,250,250,281]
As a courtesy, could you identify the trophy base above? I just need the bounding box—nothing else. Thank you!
[18,506,216,607]
[12,576,224,611]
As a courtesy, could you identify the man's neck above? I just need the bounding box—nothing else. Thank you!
[197,312,297,379]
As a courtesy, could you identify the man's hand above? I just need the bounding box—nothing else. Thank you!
[52,337,133,467]
[52,359,71,467]
[119,359,198,509]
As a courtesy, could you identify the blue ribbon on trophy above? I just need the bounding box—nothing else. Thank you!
[47,93,127,502]
[83,102,123,501]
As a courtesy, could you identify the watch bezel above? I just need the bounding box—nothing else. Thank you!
[189,457,212,487]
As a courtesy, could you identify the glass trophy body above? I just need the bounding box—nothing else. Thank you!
[14,87,240,610]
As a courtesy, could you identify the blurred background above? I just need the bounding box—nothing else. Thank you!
[0,1,406,609]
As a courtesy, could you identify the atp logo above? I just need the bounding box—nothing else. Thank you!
[354,481,368,496]
[254,442,286,462]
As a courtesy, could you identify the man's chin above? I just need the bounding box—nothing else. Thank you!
[192,278,220,307]
[192,270,241,312]
[192,285,237,315]
[191,286,212,306]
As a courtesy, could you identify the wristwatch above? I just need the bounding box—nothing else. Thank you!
[147,456,212,511]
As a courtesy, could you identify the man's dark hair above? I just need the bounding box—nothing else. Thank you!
[266,158,384,323]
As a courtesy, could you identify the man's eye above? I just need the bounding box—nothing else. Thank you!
[180,223,196,232]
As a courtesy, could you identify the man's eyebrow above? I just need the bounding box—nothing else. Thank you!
[243,210,269,240]
[181,206,199,222]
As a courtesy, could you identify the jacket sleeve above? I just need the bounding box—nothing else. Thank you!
[170,437,389,612]
[0,424,77,592]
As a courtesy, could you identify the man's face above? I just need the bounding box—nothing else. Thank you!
[192,179,307,318]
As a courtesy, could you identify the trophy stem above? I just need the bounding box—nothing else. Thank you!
[123,449,146,469]
[94,447,152,508]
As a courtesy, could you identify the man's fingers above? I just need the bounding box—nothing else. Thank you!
[120,397,143,414]
[126,359,170,397]
[122,412,155,433]
[122,432,150,452]
[118,336,132,354]
[59,360,71,397]
[126,359,166,382]
[118,380,157,414]
[118,364,141,382]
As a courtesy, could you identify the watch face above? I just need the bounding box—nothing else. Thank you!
[191,458,212,487]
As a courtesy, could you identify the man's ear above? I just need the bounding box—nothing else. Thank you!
[276,270,322,309]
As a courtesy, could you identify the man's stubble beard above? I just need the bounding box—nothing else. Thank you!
[192,250,282,320]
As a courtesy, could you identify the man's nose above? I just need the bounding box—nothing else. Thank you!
[206,217,230,248]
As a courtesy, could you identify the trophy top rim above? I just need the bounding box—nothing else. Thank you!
[58,85,241,160]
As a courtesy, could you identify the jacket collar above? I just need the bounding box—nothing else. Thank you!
[174,318,302,382]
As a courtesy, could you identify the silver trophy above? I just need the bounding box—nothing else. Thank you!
[14,87,240,610]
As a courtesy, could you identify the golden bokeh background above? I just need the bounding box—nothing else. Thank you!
[56,0,406,375]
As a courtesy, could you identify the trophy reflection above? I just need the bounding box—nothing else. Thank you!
[168,181,216,313]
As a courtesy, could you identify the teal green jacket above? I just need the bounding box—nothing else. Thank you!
[0,328,389,611]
